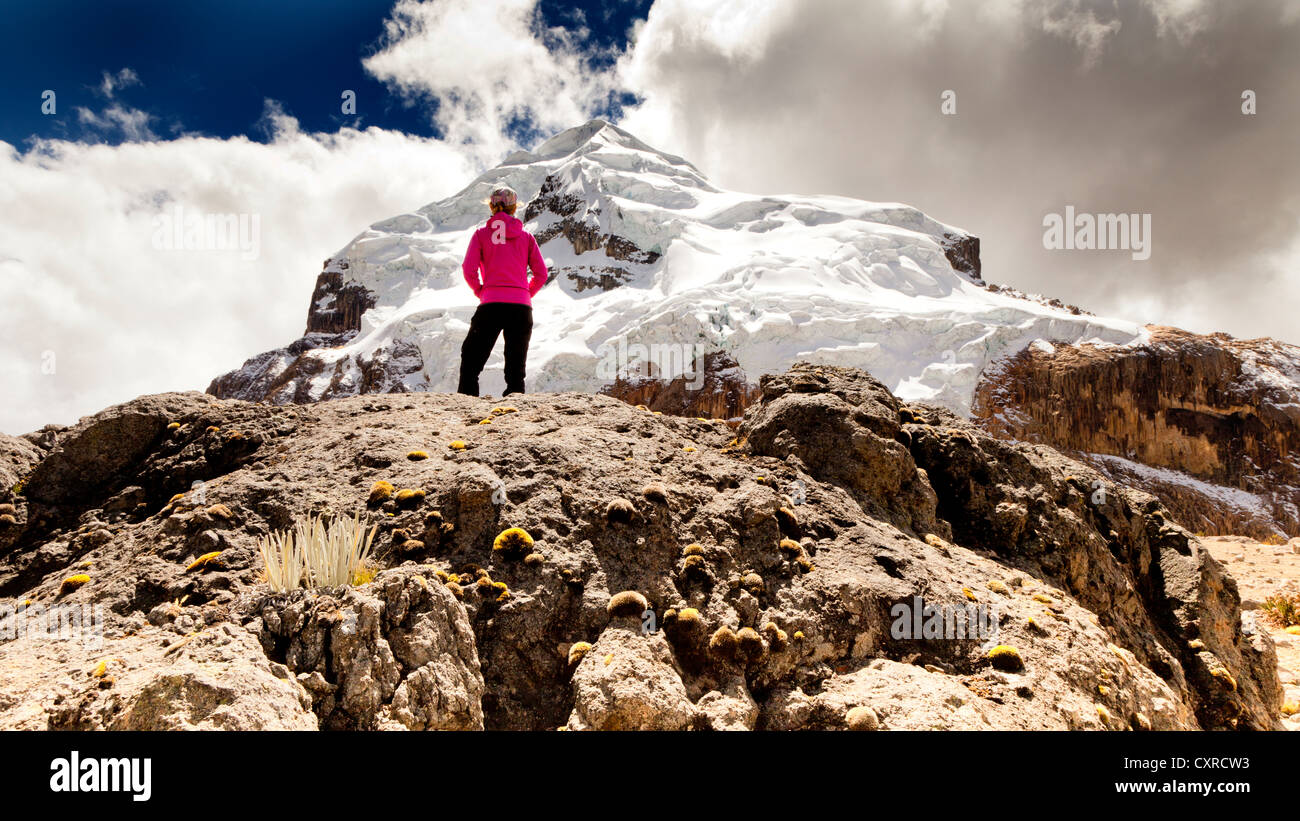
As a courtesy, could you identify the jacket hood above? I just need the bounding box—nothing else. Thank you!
[486,212,524,238]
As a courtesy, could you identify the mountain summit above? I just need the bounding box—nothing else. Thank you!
[209,119,1139,412]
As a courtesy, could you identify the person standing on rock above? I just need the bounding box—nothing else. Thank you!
[458,186,548,396]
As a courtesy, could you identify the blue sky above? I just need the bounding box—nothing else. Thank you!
[1,0,650,148]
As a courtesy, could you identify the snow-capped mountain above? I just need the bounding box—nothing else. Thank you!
[208,119,1144,414]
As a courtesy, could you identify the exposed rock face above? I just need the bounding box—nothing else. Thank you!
[0,364,1282,730]
[0,621,317,731]
[972,326,1300,539]
[252,567,484,730]
[306,261,375,335]
[600,351,761,420]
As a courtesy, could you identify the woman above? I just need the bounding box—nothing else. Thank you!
[457,186,548,396]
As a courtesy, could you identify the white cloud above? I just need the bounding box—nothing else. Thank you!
[97,68,141,99]
[0,103,474,435]
[362,0,618,166]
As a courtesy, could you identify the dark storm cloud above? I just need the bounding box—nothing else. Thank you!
[621,0,1300,342]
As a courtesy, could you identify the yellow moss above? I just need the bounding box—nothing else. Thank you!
[395,488,425,507]
[445,582,464,600]
[755,476,765,484]
[1281,702,1299,717]
[478,418,493,425]
[795,556,814,573]
[682,446,696,453]
[607,590,649,619]
[604,653,615,666]
[352,564,378,585]
[92,660,108,677]
[987,580,1010,595]
[1098,684,1111,696]
[185,551,222,572]
[448,440,467,450]
[434,569,449,582]
[206,426,220,434]
[1210,667,1237,692]
[60,574,91,595]
[682,543,705,557]
[676,607,703,628]
[635,404,649,411]
[924,533,945,548]
[524,552,545,566]
[567,641,592,666]
[1286,626,1300,636]
[962,587,977,602]
[986,645,1024,672]
[168,493,187,506]
[167,422,181,431]
[1031,593,1053,604]
[493,527,534,556]
[407,450,429,461]
[1188,638,1206,650]
[491,406,518,415]
[778,538,802,557]
[742,572,764,595]
[368,481,395,504]
[793,630,805,641]
[709,626,738,658]
[1096,704,1113,723]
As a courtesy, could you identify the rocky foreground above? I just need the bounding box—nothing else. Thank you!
[0,364,1284,730]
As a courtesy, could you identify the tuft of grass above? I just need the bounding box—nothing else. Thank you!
[1261,593,1300,628]
[258,511,377,592]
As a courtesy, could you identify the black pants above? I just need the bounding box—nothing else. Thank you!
[457,302,533,396]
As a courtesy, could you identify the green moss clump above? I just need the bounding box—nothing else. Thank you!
[607,590,649,619]
[761,621,789,651]
[368,481,395,505]
[493,527,534,557]
[708,626,738,660]
[59,574,91,596]
[987,645,1024,672]
[567,641,593,667]
[605,498,635,525]
[395,488,425,508]
[736,627,766,661]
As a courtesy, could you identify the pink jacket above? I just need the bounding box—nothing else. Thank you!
[462,212,548,306]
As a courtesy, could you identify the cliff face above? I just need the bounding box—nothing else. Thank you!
[599,351,761,421]
[972,326,1300,539]
[0,364,1282,730]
